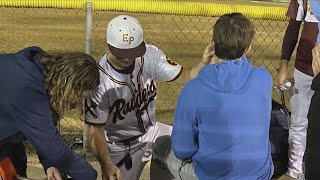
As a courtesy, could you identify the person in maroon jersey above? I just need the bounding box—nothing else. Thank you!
[275,0,319,179]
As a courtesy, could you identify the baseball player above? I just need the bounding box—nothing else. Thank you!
[85,15,214,180]
[275,0,319,179]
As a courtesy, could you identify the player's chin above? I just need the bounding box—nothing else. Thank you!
[121,63,134,68]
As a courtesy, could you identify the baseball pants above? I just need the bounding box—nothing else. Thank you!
[108,122,172,180]
[287,69,314,177]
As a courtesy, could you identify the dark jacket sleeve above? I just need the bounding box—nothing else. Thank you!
[13,86,97,180]
[286,0,299,20]
[306,74,320,178]
[280,18,302,61]
[311,74,320,92]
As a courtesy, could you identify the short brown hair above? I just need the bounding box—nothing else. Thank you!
[213,13,255,60]
[37,52,99,119]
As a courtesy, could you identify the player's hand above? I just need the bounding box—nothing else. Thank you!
[275,60,290,89]
[202,39,215,65]
[312,43,320,77]
[46,167,62,180]
[101,162,122,180]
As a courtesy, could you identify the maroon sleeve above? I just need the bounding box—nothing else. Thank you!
[280,18,302,61]
[286,0,299,19]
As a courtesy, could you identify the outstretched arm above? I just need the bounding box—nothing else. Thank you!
[89,124,122,180]
[174,42,215,84]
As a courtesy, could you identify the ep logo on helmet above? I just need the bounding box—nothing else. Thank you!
[123,34,134,44]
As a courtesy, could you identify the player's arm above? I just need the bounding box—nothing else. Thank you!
[85,82,122,180]
[276,18,302,88]
[174,43,214,84]
[88,124,121,180]
[149,42,214,84]
[280,18,302,65]
[276,0,302,88]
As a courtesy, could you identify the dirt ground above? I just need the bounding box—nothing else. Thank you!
[0,0,293,179]
[27,162,151,180]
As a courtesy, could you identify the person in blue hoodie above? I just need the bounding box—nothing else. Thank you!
[305,1,320,179]
[150,13,274,180]
[0,46,99,179]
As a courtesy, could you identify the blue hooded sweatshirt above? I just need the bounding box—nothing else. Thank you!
[172,57,274,180]
[0,47,97,179]
[309,0,320,43]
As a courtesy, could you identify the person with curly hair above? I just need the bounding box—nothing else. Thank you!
[0,46,99,180]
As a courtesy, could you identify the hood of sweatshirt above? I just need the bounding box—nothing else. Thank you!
[197,56,253,93]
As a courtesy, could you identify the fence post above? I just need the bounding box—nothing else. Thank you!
[83,1,93,156]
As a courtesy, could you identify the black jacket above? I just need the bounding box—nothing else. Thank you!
[305,73,320,180]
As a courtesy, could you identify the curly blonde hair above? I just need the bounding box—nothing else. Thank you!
[37,52,99,120]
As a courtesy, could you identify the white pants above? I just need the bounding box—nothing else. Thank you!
[107,122,172,180]
[287,69,314,177]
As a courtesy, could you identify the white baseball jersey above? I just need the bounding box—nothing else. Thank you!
[295,0,318,22]
[85,44,182,142]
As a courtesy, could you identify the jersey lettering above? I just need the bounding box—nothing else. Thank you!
[123,34,135,44]
[85,98,98,119]
[109,80,156,123]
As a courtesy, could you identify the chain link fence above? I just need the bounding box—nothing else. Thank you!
[0,2,293,163]
[0,7,89,162]
[91,10,293,124]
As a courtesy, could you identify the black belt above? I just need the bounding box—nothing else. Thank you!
[115,135,141,170]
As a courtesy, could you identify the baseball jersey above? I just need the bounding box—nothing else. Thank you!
[287,0,318,22]
[85,44,182,142]
[283,0,319,76]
